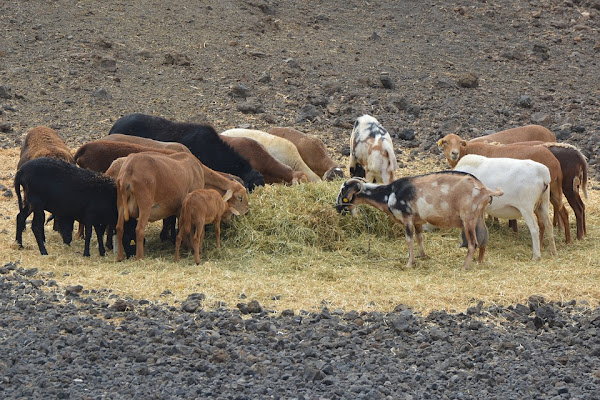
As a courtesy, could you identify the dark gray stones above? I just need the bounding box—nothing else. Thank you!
[458,72,479,88]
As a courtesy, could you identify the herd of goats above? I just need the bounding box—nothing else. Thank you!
[13,113,588,268]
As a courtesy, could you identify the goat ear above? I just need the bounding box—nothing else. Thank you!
[436,139,445,147]
[460,140,467,147]
[223,189,233,202]
[230,207,241,216]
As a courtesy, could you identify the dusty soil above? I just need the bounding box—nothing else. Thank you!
[1,0,599,178]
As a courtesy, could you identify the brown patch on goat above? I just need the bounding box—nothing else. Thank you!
[18,126,74,169]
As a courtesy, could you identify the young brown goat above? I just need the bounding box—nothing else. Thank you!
[175,189,241,264]
[18,126,74,169]
[336,173,503,269]
[469,124,556,144]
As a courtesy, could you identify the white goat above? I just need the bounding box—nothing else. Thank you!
[454,154,557,260]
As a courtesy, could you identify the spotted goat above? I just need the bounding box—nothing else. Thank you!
[349,115,398,184]
[336,172,503,269]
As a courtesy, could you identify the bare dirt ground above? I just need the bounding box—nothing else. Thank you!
[1,0,599,179]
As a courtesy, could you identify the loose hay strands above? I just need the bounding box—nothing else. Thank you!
[1,148,599,314]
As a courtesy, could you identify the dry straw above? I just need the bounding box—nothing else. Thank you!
[1,148,598,314]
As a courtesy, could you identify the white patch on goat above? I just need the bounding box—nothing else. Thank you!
[440,184,449,195]
[471,187,481,198]
[384,195,389,202]
[388,193,397,207]
[440,201,449,211]
[415,196,437,219]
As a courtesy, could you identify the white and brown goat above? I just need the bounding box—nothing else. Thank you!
[336,172,503,269]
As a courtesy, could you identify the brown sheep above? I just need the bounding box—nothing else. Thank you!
[437,134,571,243]
[18,126,74,169]
[175,189,241,264]
[114,151,206,261]
[100,133,192,154]
[267,127,344,181]
[74,140,179,173]
[220,135,308,185]
[469,124,556,144]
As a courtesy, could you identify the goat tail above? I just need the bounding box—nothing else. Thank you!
[489,187,504,198]
[581,164,588,200]
[14,169,24,212]
[119,180,131,222]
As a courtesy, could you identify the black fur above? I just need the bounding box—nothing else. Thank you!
[14,158,136,257]
[109,113,265,192]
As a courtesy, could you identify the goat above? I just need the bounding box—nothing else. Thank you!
[109,113,265,191]
[17,126,74,169]
[220,135,308,185]
[437,133,571,243]
[267,127,344,181]
[74,140,179,173]
[469,124,556,144]
[349,115,398,184]
[175,189,241,264]
[454,155,557,260]
[114,151,206,261]
[100,133,192,154]
[14,157,135,257]
[335,173,503,269]
[220,128,322,182]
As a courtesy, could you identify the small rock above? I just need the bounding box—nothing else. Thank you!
[92,88,112,100]
[230,83,250,99]
[379,72,394,89]
[65,285,83,295]
[397,128,416,141]
[296,104,320,122]
[516,95,533,108]
[99,58,117,72]
[237,99,264,114]
[530,112,552,126]
[110,299,134,312]
[0,85,11,99]
[163,52,191,66]
[457,72,479,88]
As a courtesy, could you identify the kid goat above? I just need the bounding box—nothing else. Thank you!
[175,189,241,264]
[336,172,503,269]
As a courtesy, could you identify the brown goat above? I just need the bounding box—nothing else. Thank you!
[103,133,192,154]
[267,127,344,181]
[220,135,308,185]
[437,134,571,243]
[18,126,74,169]
[74,140,178,173]
[115,151,206,261]
[175,189,241,264]
[501,141,588,240]
[469,124,556,144]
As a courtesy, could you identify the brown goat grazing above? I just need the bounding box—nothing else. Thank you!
[437,134,572,243]
[503,141,589,240]
[336,173,503,269]
[469,124,556,144]
[267,127,344,181]
[221,135,308,185]
[74,140,178,173]
[115,151,206,261]
[175,189,241,264]
[18,126,74,169]
[101,133,192,154]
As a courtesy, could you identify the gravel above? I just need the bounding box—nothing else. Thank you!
[2,266,599,399]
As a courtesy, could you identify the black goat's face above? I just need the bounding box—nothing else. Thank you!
[335,179,363,214]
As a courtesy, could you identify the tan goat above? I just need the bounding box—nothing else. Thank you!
[103,133,192,153]
[437,133,571,243]
[175,189,241,264]
[220,135,308,185]
[267,127,344,181]
[221,128,322,182]
[18,126,74,169]
[115,151,206,261]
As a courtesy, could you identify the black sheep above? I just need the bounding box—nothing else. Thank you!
[109,113,265,191]
[14,157,136,257]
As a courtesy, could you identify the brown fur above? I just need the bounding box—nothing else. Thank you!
[221,135,308,185]
[102,133,191,153]
[437,134,572,244]
[468,124,556,144]
[74,140,178,173]
[115,152,206,261]
[18,126,74,169]
[267,127,344,181]
[175,189,240,264]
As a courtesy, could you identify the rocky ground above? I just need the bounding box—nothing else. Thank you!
[1,0,600,398]
[1,266,600,399]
